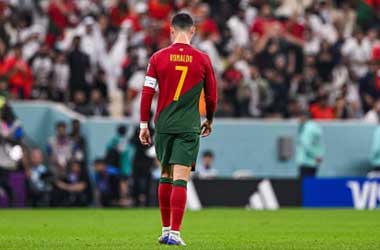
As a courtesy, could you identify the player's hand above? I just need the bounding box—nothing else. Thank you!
[139,128,152,146]
[201,120,212,137]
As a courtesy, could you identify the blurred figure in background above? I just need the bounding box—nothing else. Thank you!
[47,121,73,177]
[0,104,23,142]
[51,51,69,103]
[70,119,87,165]
[52,161,88,207]
[0,104,24,207]
[195,150,218,179]
[131,123,155,207]
[296,111,325,178]
[67,36,91,99]
[369,121,380,178]
[2,44,33,99]
[94,158,120,207]
[105,125,135,206]
[88,88,109,117]
[363,98,380,124]
[26,148,51,207]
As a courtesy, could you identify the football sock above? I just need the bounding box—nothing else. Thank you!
[170,179,187,231]
[162,226,171,234]
[158,177,173,228]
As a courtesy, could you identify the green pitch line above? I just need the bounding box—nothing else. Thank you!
[0,209,379,250]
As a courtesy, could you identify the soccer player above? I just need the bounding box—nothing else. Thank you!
[139,13,217,246]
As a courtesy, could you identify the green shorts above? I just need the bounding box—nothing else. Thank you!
[155,132,200,169]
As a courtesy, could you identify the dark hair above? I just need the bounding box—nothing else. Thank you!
[117,125,127,136]
[72,119,80,125]
[56,121,66,128]
[171,13,194,30]
[1,104,16,123]
[94,158,105,165]
[202,150,214,158]
[13,43,23,50]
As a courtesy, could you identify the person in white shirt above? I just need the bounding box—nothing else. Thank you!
[52,52,70,102]
[364,99,380,124]
[195,150,218,179]
[341,29,371,79]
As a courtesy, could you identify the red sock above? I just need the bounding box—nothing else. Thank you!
[158,178,173,227]
[170,180,187,231]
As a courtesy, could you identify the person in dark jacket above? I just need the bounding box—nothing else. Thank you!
[131,123,155,207]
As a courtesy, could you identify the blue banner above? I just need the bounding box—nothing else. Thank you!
[303,178,380,209]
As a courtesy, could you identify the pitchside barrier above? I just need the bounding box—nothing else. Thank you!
[184,178,380,210]
[11,101,378,178]
[303,177,380,210]
[2,175,380,209]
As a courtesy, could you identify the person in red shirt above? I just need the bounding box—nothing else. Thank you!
[139,13,217,246]
[3,44,33,99]
[250,3,277,38]
[148,0,172,20]
[310,95,335,120]
[195,3,220,43]
[46,0,78,47]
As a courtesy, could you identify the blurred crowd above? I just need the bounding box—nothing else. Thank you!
[2,0,380,121]
[0,103,216,207]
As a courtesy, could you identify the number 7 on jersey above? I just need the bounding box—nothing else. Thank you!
[173,65,188,101]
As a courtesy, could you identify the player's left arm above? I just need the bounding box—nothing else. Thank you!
[201,54,218,137]
[139,55,158,145]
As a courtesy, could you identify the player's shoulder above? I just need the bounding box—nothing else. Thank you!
[150,46,173,59]
[190,46,211,61]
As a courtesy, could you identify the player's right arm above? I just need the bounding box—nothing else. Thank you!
[201,54,217,137]
[139,54,158,145]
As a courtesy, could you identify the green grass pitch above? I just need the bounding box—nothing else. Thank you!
[0,209,379,250]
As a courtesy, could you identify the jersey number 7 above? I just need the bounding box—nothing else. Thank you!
[173,65,188,101]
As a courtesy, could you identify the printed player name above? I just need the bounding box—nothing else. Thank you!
[170,54,193,63]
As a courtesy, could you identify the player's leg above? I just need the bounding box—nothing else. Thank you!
[167,165,191,246]
[158,165,173,243]
[167,133,200,246]
[155,133,174,243]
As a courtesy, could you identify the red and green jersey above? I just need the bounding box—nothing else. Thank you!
[140,43,217,133]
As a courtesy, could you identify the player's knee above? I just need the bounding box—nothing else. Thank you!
[172,165,191,181]
[161,166,172,178]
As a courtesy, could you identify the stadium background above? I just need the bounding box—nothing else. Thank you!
[0,0,380,249]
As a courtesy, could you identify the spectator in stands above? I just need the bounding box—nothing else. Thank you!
[0,77,9,108]
[67,36,91,99]
[2,44,32,99]
[341,28,371,80]
[296,111,325,178]
[51,51,69,103]
[88,89,109,117]
[359,59,380,113]
[1,1,380,120]
[47,121,72,176]
[52,161,88,206]
[70,119,86,165]
[30,44,53,99]
[26,148,51,207]
[0,104,23,142]
[0,104,24,207]
[93,69,108,101]
[334,95,355,119]
[131,122,155,207]
[94,158,120,207]
[125,68,146,122]
[195,150,218,179]
[105,125,134,206]
[369,122,380,178]
[70,90,91,116]
[364,99,380,124]
[310,94,335,120]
